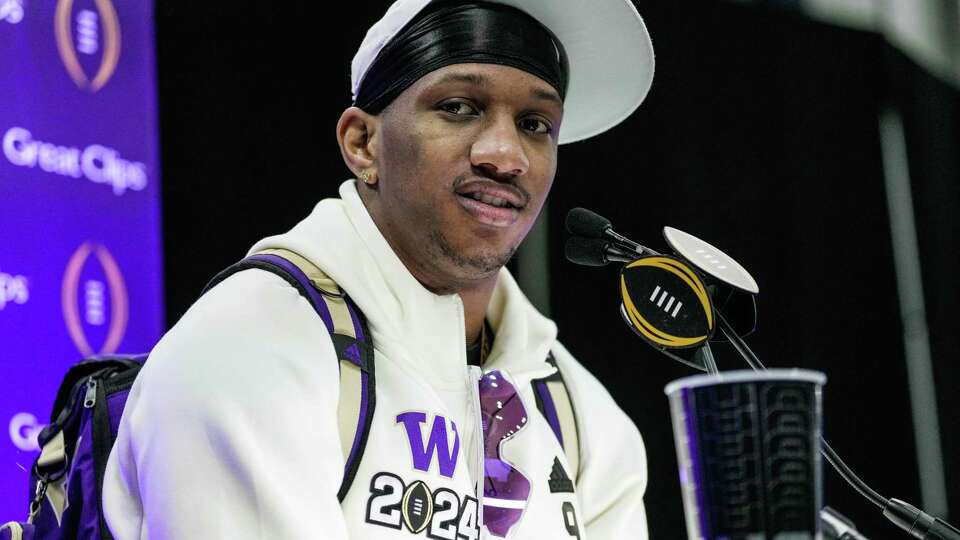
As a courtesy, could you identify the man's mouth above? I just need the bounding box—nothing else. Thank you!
[458,191,520,209]
[454,180,527,227]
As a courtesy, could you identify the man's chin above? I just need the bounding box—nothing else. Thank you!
[430,231,516,278]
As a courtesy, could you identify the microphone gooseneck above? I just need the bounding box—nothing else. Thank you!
[564,207,960,540]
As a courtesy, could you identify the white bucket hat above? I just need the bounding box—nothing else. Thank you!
[351,0,655,145]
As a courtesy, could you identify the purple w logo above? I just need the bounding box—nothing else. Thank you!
[396,412,460,478]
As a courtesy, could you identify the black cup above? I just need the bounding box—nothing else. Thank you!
[665,370,826,540]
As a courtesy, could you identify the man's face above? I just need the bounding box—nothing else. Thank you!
[369,62,563,292]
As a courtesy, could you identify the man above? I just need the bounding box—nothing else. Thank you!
[103,0,656,538]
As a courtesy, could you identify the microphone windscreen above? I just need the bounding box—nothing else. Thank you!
[565,237,609,267]
[565,207,611,238]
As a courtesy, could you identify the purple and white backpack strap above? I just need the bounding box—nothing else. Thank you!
[532,353,581,485]
[204,248,376,502]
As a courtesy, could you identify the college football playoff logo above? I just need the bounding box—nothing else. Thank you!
[61,241,128,355]
[54,0,121,92]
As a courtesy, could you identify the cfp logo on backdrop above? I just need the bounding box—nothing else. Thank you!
[55,0,121,92]
[0,0,23,24]
[3,126,148,196]
[62,241,129,356]
[0,269,29,310]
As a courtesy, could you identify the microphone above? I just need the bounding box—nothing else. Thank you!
[564,206,610,238]
[565,208,758,339]
[565,207,648,256]
[564,237,634,267]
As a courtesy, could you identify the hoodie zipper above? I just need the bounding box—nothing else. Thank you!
[467,365,484,530]
[454,295,486,529]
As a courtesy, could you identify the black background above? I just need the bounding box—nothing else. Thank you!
[155,2,958,538]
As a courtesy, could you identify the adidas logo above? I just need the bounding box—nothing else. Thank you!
[548,457,574,493]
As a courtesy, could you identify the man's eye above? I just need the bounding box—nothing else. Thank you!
[440,101,478,116]
[520,117,552,135]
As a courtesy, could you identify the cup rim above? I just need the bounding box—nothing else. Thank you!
[663,368,827,396]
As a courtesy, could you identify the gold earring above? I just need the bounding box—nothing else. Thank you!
[360,170,376,185]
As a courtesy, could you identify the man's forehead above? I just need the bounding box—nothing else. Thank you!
[422,66,563,107]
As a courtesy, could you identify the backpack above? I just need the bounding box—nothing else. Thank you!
[1,249,579,540]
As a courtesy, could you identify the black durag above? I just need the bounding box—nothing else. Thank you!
[354,1,569,114]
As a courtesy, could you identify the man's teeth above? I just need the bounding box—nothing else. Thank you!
[469,192,513,208]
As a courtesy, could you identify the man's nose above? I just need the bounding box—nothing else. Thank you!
[469,115,529,178]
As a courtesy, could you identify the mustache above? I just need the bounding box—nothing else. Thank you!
[452,170,532,206]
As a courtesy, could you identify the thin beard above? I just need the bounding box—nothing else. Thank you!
[429,229,516,278]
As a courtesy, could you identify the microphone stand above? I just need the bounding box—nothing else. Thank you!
[693,344,720,374]
[570,230,959,539]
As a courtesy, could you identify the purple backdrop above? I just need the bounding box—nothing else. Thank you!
[0,0,163,519]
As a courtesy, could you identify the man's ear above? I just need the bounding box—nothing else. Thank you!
[336,106,379,180]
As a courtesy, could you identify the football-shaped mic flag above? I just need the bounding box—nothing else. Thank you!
[620,255,716,350]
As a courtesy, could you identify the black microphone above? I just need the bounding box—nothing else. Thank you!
[565,207,648,256]
[565,207,611,238]
[564,237,634,267]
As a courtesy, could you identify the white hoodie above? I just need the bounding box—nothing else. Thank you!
[103,180,649,539]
